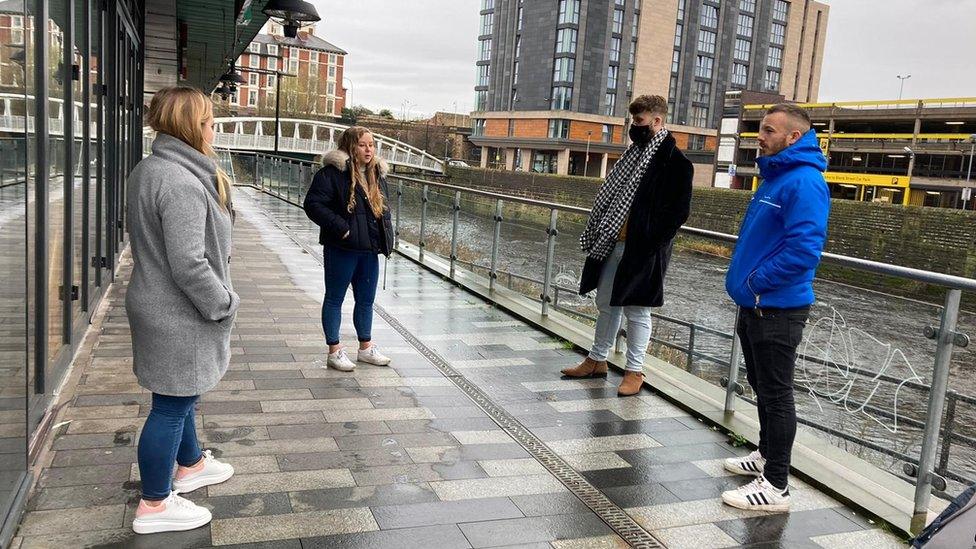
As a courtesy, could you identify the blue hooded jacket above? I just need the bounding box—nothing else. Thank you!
[725,129,830,309]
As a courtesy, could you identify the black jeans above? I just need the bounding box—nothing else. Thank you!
[736,305,810,490]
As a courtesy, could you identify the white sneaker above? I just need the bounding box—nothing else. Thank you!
[172,450,234,493]
[132,491,212,534]
[724,449,765,477]
[327,348,356,371]
[721,475,790,512]
[357,344,392,366]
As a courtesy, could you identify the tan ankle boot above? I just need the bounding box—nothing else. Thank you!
[560,357,608,378]
[617,371,645,396]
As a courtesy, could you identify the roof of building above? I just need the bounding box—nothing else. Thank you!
[251,32,347,55]
[0,0,24,13]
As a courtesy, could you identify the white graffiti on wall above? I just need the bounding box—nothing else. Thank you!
[795,308,924,434]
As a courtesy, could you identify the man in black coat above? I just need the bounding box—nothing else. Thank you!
[561,95,694,396]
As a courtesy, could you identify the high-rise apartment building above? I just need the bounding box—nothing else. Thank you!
[470,0,827,179]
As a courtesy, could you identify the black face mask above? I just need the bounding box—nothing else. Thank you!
[629,124,652,144]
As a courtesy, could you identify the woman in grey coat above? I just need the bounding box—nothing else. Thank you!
[125,87,237,534]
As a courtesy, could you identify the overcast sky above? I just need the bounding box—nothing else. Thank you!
[309,0,976,117]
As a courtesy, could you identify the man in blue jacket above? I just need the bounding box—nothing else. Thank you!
[721,103,830,513]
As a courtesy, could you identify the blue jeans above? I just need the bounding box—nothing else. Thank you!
[588,242,653,372]
[323,245,379,346]
[137,393,202,500]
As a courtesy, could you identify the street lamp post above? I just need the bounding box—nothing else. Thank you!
[896,74,911,100]
[343,76,353,108]
[963,134,976,210]
[584,130,592,176]
[904,145,915,206]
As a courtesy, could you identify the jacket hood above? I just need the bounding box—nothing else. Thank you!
[757,129,827,181]
[321,149,390,177]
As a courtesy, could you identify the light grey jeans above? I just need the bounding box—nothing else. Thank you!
[587,242,653,372]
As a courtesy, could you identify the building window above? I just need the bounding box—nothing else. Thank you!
[764,69,781,90]
[329,53,337,64]
[610,37,621,62]
[677,0,686,20]
[480,12,493,35]
[615,0,625,5]
[551,85,573,110]
[695,55,713,78]
[268,74,277,88]
[607,65,618,89]
[771,23,786,46]
[731,63,748,87]
[671,50,680,73]
[11,15,23,27]
[612,9,624,34]
[558,0,580,24]
[248,72,258,86]
[548,119,570,139]
[327,98,335,113]
[480,39,492,61]
[773,0,789,21]
[632,11,640,39]
[249,55,259,68]
[626,67,634,90]
[697,30,716,54]
[249,43,260,53]
[513,61,519,84]
[629,40,636,64]
[604,92,616,116]
[268,57,278,71]
[289,59,298,74]
[517,6,523,30]
[475,91,488,111]
[674,23,683,47]
[478,64,490,86]
[668,75,678,99]
[700,5,718,28]
[767,46,783,69]
[327,64,335,78]
[689,134,706,150]
[734,38,751,62]
[515,36,521,57]
[553,57,575,82]
[691,105,708,127]
[739,0,755,13]
[473,119,486,135]
[603,124,613,143]
[737,14,753,37]
[268,45,278,56]
[556,28,578,53]
[327,81,336,95]
[248,90,258,106]
[481,0,494,9]
[693,80,711,103]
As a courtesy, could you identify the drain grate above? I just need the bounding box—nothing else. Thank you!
[251,191,666,549]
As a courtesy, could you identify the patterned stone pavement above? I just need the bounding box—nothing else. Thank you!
[11,188,907,548]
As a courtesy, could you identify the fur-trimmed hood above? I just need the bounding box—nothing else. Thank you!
[320,149,389,177]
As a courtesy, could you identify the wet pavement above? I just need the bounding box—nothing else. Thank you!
[11,188,907,548]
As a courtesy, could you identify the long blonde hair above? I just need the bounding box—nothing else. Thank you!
[147,86,233,211]
[339,126,385,218]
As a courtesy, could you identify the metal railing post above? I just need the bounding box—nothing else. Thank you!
[489,199,503,292]
[723,307,743,413]
[450,191,461,279]
[936,392,958,476]
[541,208,558,316]
[395,181,403,249]
[687,324,696,370]
[286,160,292,203]
[419,184,429,262]
[912,288,966,534]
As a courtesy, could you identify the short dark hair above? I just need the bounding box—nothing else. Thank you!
[765,103,812,132]
[629,95,668,117]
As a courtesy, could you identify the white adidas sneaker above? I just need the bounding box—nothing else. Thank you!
[357,344,392,366]
[724,449,766,477]
[327,348,356,371]
[721,475,790,512]
[132,491,212,534]
[172,450,234,493]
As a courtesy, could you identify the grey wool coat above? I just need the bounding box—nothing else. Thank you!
[125,132,240,396]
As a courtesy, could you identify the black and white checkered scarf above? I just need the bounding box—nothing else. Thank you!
[580,128,669,260]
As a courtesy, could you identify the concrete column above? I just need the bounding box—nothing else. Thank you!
[480,146,488,168]
[556,148,571,175]
[504,148,516,170]
[599,153,609,178]
[520,149,533,171]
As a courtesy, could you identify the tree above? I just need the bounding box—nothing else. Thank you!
[378,109,394,119]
